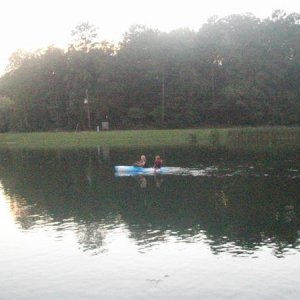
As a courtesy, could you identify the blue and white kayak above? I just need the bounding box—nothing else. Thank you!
[114,166,180,176]
[114,165,219,177]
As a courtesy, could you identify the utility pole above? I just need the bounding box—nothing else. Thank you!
[211,62,215,101]
[161,71,165,122]
[84,89,91,129]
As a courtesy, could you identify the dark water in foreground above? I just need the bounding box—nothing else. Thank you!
[0,147,299,299]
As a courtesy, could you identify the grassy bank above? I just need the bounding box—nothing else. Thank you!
[0,127,299,150]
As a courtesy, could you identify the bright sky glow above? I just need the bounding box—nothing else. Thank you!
[0,0,299,74]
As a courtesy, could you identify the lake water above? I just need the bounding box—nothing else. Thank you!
[0,147,299,299]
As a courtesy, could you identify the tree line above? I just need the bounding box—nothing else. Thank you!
[0,10,299,132]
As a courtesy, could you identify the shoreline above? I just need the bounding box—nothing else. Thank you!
[0,126,299,150]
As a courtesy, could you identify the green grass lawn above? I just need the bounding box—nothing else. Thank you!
[0,127,299,150]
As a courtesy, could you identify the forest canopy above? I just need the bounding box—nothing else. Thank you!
[0,10,299,132]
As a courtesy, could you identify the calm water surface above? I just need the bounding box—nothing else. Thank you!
[0,147,299,299]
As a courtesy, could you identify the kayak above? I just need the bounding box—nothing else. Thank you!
[114,166,215,177]
[114,165,227,177]
[114,166,179,176]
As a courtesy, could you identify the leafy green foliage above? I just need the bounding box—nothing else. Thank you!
[0,11,299,132]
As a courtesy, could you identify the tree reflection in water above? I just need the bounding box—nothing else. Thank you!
[0,147,299,257]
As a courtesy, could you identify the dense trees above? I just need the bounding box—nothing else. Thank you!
[0,11,299,132]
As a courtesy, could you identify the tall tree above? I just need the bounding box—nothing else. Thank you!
[70,22,100,52]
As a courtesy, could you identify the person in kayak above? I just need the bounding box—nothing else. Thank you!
[133,155,147,167]
[153,155,163,169]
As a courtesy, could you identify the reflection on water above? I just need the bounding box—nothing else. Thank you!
[0,147,299,258]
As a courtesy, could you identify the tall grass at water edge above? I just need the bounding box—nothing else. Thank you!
[225,127,300,150]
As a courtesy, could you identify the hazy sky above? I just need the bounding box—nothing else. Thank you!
[0,0,299,74]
